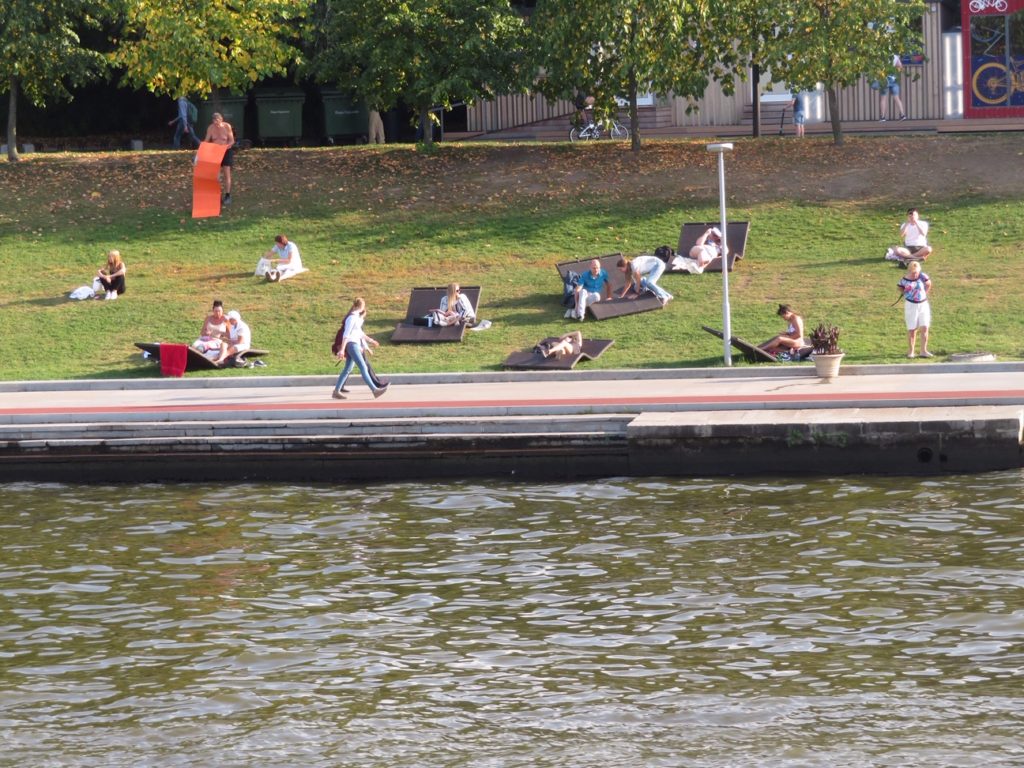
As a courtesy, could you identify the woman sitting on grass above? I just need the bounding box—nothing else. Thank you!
[758,304,806,359]
[96,250,127,300]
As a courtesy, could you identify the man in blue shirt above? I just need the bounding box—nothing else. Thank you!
[169,96,200,149]
[572,258,612,320]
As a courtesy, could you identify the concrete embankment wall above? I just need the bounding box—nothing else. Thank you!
[1,366,1022,482]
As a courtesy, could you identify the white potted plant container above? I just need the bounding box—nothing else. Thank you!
[810,323,844,380]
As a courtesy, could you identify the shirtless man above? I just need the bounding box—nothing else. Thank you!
[204,112,235,204]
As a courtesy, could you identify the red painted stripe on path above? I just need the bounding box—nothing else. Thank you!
[1,388,1023,417]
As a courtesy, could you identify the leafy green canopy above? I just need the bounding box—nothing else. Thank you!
[1,0,110,161]
[0,0,108,104]
[112,0,305,98]
[530,0,736,151]
[744,0,926,143]
[309,0,527,144]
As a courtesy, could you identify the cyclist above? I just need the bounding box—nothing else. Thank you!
[574,92,595,128]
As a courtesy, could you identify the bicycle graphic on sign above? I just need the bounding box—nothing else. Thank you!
[972,57,1024,105]
[969,0,1009,12]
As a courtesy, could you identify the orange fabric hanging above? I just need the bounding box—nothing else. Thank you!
[191,142,229,219]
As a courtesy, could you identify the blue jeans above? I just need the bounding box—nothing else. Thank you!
[638,261,672,301]
[335,342,379,392]
[173,120,201,149]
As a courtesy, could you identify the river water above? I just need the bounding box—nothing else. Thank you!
[1,473,1022,767]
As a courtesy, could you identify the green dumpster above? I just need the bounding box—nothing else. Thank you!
[197,94,247,139]
[254,89,305,140]
[322,92,368,139]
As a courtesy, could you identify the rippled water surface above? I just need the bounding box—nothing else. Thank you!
[2,473,1023,767]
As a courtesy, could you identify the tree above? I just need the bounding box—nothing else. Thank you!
[530,0,735,154]
[111,0,304,100]
[759,0,925,145]
[713,0,789,138]
[0,0,109,162]
[308,0,528,148]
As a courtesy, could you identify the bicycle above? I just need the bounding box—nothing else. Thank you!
[972,57,1024,105]
[968,0,1008,12]
[569,119,630,142]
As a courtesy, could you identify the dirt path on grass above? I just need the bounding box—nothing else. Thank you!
[1,133,1022,224]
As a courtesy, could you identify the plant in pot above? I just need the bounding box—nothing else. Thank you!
[810,323,844,379]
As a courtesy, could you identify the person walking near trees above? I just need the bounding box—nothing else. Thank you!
[368,109,386,144]
[169,96,200,149]
[204,112,236,205]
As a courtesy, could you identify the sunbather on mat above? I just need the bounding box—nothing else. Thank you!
[672,226,722,274]
[438,282,476,324]
[192,299,227,356]
[535,331,582,359]
[758,304,806,357]
[214,310,251,366]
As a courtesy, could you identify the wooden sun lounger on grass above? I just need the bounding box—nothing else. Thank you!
[674,221,750,273]
[556,253,663,320]
[135,342,268,372]
[700,325,777,364]
[503,338,614,370]
[390,286,482,343]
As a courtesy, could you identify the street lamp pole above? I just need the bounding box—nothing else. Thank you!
[707,142,734,366]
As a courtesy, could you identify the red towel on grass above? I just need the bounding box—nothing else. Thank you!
[160,343,189,377]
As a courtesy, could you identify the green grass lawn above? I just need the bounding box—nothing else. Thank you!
[2,136,1023,380]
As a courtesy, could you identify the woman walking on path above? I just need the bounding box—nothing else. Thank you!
[898,261,933,358]
[332,298,389,400]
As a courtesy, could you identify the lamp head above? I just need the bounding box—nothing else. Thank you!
[706,142,734,153]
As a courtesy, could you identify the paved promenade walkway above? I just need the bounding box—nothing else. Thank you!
[1,363,1021,481]
[1,362,1023,422]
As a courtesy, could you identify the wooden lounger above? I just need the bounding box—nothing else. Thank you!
[390,286,482,343]
[503,338,614,370]
[674,221,750,273]
[700,325,777,364]
[135,342,268,371]
[556,253,664,320]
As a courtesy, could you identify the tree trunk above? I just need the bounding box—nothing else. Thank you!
[827,85,843,146]
[419,104,434,149]
[7,76,20,163]
[628,67,640,154]
[751,64,761,139]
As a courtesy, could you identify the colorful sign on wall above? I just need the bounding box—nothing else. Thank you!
[963,0,1024,117]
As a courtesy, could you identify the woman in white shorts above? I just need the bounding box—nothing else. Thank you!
[897,261,933,358]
